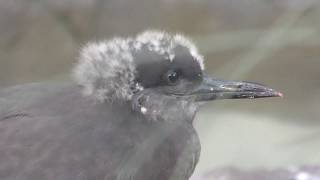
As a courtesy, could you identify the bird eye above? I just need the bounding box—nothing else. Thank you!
[166,70,180,85]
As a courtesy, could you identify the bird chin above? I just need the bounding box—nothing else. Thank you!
[131,90,201,121]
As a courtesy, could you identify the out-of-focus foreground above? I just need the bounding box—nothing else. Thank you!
[0,0,319,177]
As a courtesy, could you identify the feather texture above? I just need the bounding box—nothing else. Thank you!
[73,30,204,102]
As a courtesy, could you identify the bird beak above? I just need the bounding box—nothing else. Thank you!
[191,75,283,101]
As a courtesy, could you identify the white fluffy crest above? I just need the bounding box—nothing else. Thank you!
[73,38,136,101]
[73,30,205,101]
[135,30,205,70]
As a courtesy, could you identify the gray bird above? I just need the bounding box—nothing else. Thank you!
[0,31,282,180]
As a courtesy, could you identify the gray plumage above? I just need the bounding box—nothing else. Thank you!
[0,30,281,180]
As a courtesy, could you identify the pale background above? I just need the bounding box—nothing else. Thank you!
[0,0,319,176]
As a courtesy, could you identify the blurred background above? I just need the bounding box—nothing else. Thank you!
[0,0,319,178]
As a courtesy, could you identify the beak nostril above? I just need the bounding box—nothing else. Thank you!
[237,84,243,89]
[220,84,243,90]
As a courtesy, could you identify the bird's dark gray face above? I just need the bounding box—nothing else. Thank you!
[134,45,203,98]
[134,45,282,104]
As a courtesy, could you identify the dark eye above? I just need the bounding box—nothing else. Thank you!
[166,70,180,85]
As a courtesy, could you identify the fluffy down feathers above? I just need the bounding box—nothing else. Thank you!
[73,30,204,102]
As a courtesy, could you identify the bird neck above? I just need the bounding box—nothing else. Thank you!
[131,90,199,123]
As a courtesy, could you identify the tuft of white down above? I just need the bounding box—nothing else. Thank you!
[135,30,205,70]
[72,30,205,102]
[73,38,136,102]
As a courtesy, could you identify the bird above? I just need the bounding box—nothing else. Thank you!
[0,30,282,180]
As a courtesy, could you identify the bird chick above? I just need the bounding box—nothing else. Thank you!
[0,30,281,180]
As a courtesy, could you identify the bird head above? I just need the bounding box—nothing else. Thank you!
[73,30,282,121]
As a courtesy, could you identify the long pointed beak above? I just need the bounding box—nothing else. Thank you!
[191,76,283,102]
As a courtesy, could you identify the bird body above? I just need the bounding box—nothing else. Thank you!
[0,82,200,180]
[0,30,281,180]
